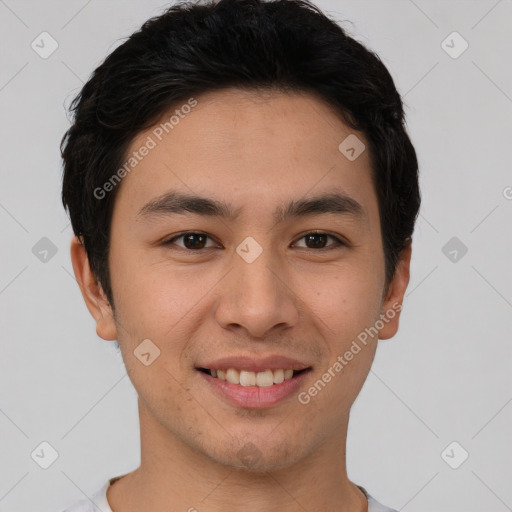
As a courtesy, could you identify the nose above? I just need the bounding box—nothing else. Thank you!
[214,249,300,339]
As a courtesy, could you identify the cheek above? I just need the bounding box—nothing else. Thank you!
[304,263,383,331]
[302,277,381,414]
[109,243,185,328]
[109,253,219,383]
[111,271,193,413]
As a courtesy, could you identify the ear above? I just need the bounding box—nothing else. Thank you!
[70,236,118,341]
[378,241,412,340]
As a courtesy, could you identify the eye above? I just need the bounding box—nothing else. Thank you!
[162,231,346,252]
[162,232,219,251]
[293,231,346,250]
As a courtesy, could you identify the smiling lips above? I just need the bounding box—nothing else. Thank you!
[204,368,299,387]
[198,366,311,409]
[197,355,311,388]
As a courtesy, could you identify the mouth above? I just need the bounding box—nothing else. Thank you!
[197,367,310,387]
[195,354,313,408]
[196,365,312,409]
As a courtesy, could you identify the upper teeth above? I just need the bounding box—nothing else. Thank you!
[210,368,295,386]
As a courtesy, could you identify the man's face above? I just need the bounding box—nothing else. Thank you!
[94,88,408,471]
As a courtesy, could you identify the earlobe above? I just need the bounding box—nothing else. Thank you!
[378,241,412,340]
[70,236,118,341]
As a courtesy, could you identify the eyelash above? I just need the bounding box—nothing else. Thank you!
[162,231,346,252]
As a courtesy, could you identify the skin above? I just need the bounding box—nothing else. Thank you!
[71,87,411,512]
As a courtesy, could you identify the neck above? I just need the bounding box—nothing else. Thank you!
[107,399,367,512]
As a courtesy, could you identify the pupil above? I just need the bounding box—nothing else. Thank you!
[185,234,206,249]
[306,234,326,249]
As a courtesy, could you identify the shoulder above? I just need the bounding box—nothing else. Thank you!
[358,485,399,512]
[59,480,112,512]
[59,499,96,512]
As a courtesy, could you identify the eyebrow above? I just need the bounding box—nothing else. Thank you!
[136,189,366,225]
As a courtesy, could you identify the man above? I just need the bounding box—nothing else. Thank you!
[60,0,420,510]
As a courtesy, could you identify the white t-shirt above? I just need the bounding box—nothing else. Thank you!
[61,475,399,512]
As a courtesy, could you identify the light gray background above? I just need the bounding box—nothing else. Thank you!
[1,1,511,511]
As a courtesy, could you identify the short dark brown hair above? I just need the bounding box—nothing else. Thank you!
[61,0,421,307]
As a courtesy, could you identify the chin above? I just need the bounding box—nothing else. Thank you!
[206,438,306,473]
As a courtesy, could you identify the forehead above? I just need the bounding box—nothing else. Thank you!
[114,88,378,229]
